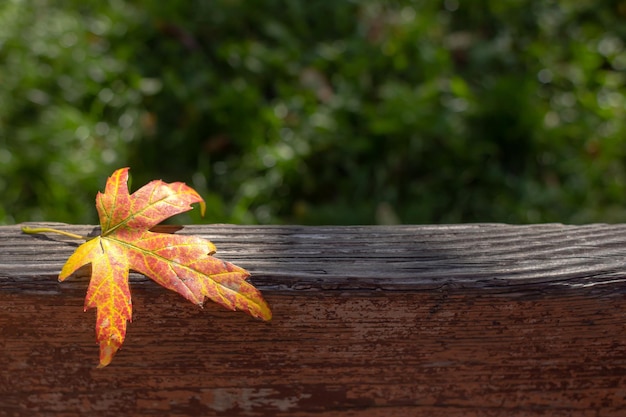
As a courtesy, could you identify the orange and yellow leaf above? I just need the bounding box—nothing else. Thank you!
[59,167,270,367]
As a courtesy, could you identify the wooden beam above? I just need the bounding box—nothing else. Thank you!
[1,223,626,416]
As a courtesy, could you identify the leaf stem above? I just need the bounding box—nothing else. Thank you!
[21,226,90,240]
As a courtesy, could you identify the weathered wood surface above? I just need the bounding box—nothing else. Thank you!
[2,223,626,416]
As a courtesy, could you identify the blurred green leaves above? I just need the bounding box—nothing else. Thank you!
[0,0,142,223]
[3,1,626,225]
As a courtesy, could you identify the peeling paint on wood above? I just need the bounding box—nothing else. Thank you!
[2,224,626,416]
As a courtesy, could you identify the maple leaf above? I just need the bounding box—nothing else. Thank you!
[22,167,271,367]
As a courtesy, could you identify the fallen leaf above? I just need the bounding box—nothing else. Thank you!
[57,167,271,367]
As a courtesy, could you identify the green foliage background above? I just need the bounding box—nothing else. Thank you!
[3,0,626,225]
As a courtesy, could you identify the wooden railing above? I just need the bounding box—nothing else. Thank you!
[2,223,626,416]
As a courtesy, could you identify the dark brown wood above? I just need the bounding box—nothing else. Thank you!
[2,223,626,416]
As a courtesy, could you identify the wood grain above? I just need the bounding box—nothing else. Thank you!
[1,223,626,416]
